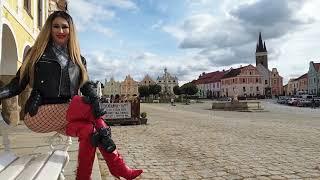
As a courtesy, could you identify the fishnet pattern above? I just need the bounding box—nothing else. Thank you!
[24,103,69,135]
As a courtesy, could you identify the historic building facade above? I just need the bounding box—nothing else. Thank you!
[120,75,139,97]
[139,74,155,86]
[287,78,299,96]
[194,71,224,98]
[0,0,54,123]
[296,73,308,94]
[157,68,178,96]
[221,65,263,97]
[270,68,283,96]
[308,61,320,95]
[103,77,121,98]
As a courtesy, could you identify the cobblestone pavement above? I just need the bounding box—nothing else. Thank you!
[100,100,320,180]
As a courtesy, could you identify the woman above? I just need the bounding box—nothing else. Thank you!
[0,11,142,180]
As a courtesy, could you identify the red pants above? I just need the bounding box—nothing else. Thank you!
[65,96,98,180]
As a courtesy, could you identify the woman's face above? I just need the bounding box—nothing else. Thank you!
[51,17,70,46]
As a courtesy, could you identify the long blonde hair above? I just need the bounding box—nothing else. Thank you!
[20,11,88,86]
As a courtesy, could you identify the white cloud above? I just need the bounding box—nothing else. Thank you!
[92,0,138,10]
[151,20,163,30]
[69,0,116,38]
[92,24,114,37]
[84,50,211,85]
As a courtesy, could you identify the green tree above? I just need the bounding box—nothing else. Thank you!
[180,82,198,96]
[173,85,181,95]
[138,85,150,97]
[149,84,162,96]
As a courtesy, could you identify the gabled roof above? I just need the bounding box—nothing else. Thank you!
[194,71,225,85]
[222,68,241,79]
[314,63,320,72]
[295,73,308,81]
[221,64,256,79]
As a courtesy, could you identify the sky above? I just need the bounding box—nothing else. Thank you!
[68,0,320,85]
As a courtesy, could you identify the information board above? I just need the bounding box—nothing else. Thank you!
[102,103,131,119]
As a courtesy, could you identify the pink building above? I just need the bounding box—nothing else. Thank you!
[221,65,263,97]
[270,68,283,96]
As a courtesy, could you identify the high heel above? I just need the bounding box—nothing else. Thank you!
[99,148,143,180]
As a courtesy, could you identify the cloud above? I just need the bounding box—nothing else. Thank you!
[92,24,114,37]
[69,0,114,29]
[151,20,163,30]
[163,0,315,71]
[92,0,138,10]
[83,50,211,85]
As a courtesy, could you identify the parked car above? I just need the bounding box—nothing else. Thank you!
[297,99,311,107]
[277,96,289,104]
[287,98,299,106]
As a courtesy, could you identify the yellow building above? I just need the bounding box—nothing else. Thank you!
[120,75,139,97]
[0,0,66,124]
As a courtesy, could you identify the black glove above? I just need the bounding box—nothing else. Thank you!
[80,81,106,118]
[91,127,116,153]
[25,90,42,117]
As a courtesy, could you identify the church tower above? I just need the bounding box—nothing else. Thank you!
[255,32,268,69]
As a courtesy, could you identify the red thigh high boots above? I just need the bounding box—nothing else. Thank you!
[67,96,143,180]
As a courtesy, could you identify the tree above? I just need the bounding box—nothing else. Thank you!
[180,82,198,96]
[138,85,150,97]
[149,84,161,96]
[173,85,181,95]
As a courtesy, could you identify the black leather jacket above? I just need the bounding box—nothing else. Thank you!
[0,45,87,116]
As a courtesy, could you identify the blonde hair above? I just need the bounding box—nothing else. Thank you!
[20,11,88,86]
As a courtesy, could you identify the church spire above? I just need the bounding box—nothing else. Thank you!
[256,32,267,52]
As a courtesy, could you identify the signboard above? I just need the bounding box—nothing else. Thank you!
[102,103,131,119]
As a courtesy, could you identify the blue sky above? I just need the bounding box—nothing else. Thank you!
[69,0,320,85]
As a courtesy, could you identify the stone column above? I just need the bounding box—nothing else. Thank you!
[0,75,21,125]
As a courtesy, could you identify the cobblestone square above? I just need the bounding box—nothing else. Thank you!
[100,100,320,180]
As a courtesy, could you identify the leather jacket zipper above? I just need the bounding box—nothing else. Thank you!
[38,58,62,97]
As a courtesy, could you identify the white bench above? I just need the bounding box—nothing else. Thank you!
[152,100,160,103]
[0,112,72,180]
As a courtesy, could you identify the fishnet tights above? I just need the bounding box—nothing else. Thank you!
[24,103,69,135]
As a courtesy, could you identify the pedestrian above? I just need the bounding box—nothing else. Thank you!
[0,11,142,180]
[312,98,316,109]
[171,97,174,106]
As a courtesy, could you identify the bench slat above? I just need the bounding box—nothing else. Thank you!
[0,154,33,180]
[0,152,17,172]
[35,150,68,180]
[15,153,51,180]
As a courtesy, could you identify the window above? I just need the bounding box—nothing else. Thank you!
[274,80,276,85]
[233,79,235,83]
[243,87,246,92]
[250,71,252,75]
[256,78,258,83]
[256,87,259,91]
[265,80,268,85]
[24,0,32,16]
[242,78,245,83]
[37,0,43,29]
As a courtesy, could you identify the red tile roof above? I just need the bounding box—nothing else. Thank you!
[194,71,225,85]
